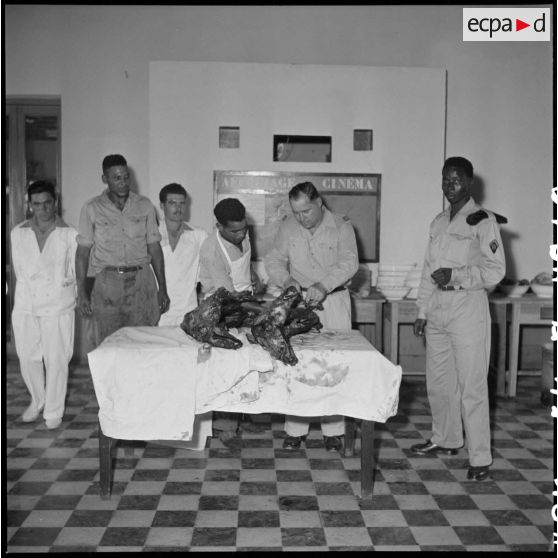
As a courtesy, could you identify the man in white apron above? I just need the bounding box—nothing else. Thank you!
[158,183,208,326]
[264,182,359,452]
[198,198,265,447]
[11,181,78,430]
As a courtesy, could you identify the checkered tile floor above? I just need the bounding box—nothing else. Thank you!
[5,359,556,552]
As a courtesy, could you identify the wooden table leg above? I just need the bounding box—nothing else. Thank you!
[490,302,508,397]
[375,309,383,354]
[344,417,357,457]
[98,420,113,500]
[360,420,376,503]
[508,303,521,397]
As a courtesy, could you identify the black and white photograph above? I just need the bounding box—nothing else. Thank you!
[4,3,555,552]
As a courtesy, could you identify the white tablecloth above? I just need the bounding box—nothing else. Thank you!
[87,326,402,442]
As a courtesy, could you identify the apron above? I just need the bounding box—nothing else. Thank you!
[216,233,252,293]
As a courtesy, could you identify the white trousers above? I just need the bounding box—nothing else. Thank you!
[284,289,351,438]
[425,289,492,467]
[12,310,75,421]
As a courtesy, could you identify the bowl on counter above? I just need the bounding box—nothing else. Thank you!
[377,286,410,301]
[530,283,553,298]
[405,288,419,299]
[499,283,530,298]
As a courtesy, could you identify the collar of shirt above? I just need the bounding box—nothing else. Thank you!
[442,197,477,221]
[21,214,69,230]
[297,207,336,237]
[159,219,192,245]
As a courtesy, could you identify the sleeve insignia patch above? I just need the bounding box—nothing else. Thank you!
[489,240,499,253]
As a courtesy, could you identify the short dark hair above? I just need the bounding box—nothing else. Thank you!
[159,183,188,203]
[214,198,246,226]
[27,180,56,201]
[102,154,128,174]
[443,156,473,178]
[289,181,321,201]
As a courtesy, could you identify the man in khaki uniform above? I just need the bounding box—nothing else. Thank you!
[412,156,506,481]
[264,181,359,452]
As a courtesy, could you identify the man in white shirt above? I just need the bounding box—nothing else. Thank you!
[11,181,78,430]
[158,183,207,326]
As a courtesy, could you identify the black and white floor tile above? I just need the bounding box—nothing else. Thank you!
[5,360,555,552]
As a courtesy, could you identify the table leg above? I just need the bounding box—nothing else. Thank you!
[391,303,400,365]
[375,309,383,354]
[360,420,376,503]
[344,417,357,457]
[493,303,507,397]
[98,420,113,500]
[508,304,521,397]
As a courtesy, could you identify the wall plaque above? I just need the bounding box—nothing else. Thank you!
[214,171,381,262]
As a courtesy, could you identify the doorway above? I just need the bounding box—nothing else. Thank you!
[5,98,61,353]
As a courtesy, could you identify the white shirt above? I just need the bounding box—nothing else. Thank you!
[158,219,208,326]
[11,219,78,316]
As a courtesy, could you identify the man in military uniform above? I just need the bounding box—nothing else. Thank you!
[411,156,506,481]
[264,181,359,452]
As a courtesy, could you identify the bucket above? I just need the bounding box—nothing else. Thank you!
[540,343,554,407]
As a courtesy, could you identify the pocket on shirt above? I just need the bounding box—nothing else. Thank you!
[446,232,473,265]
[126,215,147,239]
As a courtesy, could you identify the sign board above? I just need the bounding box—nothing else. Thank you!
[214,171,381,262]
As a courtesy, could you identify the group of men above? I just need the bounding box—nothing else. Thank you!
[11,153,505,480]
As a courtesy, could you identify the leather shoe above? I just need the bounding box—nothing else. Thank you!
[410,440,458,456]
[282,435,303,450]
[324,435,343,453]
[467,465,489,481]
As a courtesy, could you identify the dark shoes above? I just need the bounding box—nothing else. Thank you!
[240,420,268,434]
[282,435,303,450]
[324,435,343,453]
[214,429,242,450]
[410,440,459,456]
[467,465,489,481]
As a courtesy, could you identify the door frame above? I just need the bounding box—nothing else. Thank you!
[5,96,61,354]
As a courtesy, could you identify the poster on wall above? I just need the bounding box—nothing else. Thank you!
[214,171,381,262]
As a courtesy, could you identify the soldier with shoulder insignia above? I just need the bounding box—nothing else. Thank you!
[411,156,506,482]
[264,181,359,453]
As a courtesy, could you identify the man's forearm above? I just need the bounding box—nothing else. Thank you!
[147,242,167,292]
[75,245,92,295]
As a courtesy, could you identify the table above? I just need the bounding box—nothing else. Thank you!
[383,299,423,374]
[351,291,385,352]
[505,294,553,397]
[88,326,402,502]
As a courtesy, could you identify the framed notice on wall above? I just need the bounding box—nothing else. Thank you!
[214,171,381,262]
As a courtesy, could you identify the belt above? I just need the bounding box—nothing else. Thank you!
[438,285,463,291]
[104,265,143,274]
[301,285,346,294]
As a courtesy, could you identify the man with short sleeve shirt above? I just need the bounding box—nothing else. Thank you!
[75,154,169,346]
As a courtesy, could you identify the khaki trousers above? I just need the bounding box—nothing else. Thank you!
[425,289,492,467]
[91,266,160,346]
[284,289,351,438]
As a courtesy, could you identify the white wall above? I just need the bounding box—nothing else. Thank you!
[150,62,446,266]
[5,4,553,280]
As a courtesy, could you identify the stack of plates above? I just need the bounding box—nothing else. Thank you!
[376,263,416,300]
[404,268,422,299]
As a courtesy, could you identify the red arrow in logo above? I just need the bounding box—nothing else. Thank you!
[516,18,530,31]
